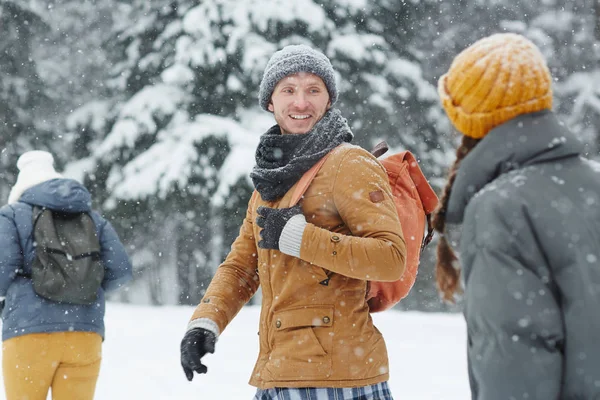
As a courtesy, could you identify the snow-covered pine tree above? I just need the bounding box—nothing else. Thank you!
[68,0,265,305]
[545,0,600,157]
[422,0,599,155]
[0,1,55,200]
[331,0,453,181]
[35,0,123,162]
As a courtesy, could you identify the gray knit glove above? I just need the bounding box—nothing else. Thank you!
[256,205,302,250]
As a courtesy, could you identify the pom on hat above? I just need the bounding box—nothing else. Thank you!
[17,150,55,171]
[438,33,553,139]
[258,44,338,111]
[8,150,63,204]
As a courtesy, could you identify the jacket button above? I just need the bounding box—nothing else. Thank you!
[275,320,281,328]
[331,235,340,243]
[323,316,330,324]
[332,251,337,255]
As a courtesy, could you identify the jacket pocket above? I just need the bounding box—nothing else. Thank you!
[264,305,334,381]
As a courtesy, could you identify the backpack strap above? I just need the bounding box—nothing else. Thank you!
[32,206,44,226]
[422,214,434,252]
[289,144,350,207]
[289,155,331,206]
[17,206,47,279]
[251,156,331,209]
[370,141,389,158]
[249,156,330,210]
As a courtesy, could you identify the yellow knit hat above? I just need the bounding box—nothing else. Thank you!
[438,33,553,139]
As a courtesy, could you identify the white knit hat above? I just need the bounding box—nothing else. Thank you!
[8,151,63,204]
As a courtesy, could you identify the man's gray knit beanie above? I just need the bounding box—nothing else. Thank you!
[258,44,338,111]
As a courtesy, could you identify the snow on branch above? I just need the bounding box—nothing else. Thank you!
[104,111,267,207]
[386,58,438,102]
[96,84,191,159]
[66,100,112,133]
[556,69,600,124]
[328,34,389,65]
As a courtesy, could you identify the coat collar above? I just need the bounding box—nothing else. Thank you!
[445,110,584,224]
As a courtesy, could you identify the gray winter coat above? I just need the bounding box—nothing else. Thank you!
[446,110,600,400]
[0,179,132,341]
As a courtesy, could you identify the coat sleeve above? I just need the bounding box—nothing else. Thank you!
[0,207,23,297]
[189,193,260,334]
[461,197,563,400]
[95,215,133,292]
[299,148,406,282]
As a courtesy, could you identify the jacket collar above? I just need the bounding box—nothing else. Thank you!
[445,110,584,224]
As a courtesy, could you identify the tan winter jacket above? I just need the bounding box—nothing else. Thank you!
[190,144,406,389]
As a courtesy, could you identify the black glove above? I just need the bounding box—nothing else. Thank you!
[180,328,217,381]
[256,205,303,250]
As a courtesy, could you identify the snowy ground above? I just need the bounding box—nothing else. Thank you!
[0,303,470,399]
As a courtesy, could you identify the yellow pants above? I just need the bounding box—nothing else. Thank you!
[2,331,102,400]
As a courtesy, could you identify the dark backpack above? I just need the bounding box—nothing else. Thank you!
[29,206,105,305]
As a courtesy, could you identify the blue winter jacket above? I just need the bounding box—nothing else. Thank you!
[0,179,132,341]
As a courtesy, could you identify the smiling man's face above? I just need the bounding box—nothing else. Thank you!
[268,72,331,135]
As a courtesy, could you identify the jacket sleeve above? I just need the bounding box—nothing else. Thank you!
[95,215,133,292]
[0,207,23,297]
[299,148,406,282]
[189,193,260,334]
[461,198,563,400]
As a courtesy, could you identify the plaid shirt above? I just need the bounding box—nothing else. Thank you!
[253,382,393,400]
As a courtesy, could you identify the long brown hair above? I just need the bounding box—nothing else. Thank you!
[432,136,480,302]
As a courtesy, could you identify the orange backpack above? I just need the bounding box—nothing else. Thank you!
[290,141,439,312]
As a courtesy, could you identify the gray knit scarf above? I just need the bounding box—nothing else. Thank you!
[251,108,353,202]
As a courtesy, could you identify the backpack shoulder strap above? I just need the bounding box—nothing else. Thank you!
[19,206,51,278]
[289,143,351,207]
[370,141,389,158]
[32,205,44,226]
[17,206,44,278]
[250,189,259,214]
[289,156,330,207]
